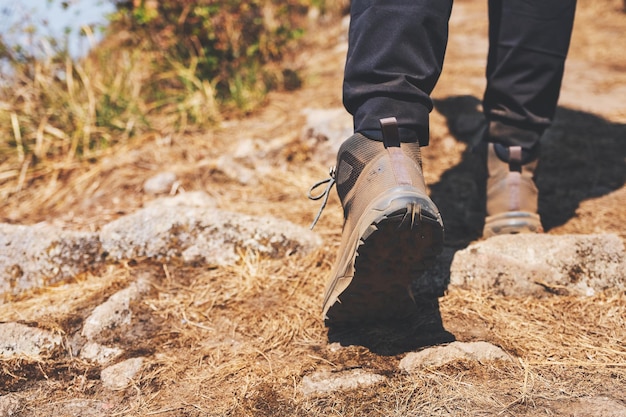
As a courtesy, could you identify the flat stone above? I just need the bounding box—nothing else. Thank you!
[101,357,144,390]
[0,393,21,416]
[450,234,625,296]
[211,139,275,185]
[82,280,149,340]
[301,369,386,396]
[32,399,114,417]
[80,342,124,365]
[0,322,62,359]
[0,223,101,298]
[143,172,177,194]
[552,396,626,417]
[302,107,353,166]
[399,341,511,372]
[100,196,321,266]
[215,155,260,185]
[145,191,217,208]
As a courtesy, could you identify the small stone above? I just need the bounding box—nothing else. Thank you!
[80,342,124,365]
[0,393,21,416]
[82,280,149,340]
[0,323,62,359]
[302,107,353,166]
[301,369,386,396]
[399,341,511,372]
[143,172,177,194]
[101,357,144,390]
[146,191,216,208]
[216,155,258,185]
[552,396,626,417]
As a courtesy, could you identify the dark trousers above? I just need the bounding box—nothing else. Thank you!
[343,0,577,149]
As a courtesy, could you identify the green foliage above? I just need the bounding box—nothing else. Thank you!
[0,0,337,174]
[111,0,313,112]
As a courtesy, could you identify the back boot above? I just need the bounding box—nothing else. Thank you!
[483,143,543,237]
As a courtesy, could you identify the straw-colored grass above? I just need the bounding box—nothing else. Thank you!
[0,0,624,415]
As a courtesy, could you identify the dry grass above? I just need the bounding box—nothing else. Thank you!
[0,0,625,416]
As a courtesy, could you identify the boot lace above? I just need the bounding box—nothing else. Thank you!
[307,166,336,229]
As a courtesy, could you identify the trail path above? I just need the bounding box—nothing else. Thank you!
[0,1,625,416]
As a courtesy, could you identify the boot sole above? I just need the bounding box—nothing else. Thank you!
[323,187,444,324]
[483,211,543,238]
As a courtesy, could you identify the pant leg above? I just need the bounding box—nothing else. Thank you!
[484,0,577,151]
[343,0,453,145]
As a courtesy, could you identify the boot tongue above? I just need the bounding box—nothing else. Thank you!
[380,117,401,148]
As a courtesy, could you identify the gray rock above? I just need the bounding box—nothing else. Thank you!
[0,322,62,358]
[553,397,626,417]
[212,139,274,185]
[301,369,386,396]
[302,107,352,166]
[145,191,217,208]
[1,192,318,298]
[80,342,124,365]
[0,393,21,417]
[0,223,101,298]
[82,280,149,340]
[34,399,113,417]
[450,234,625,296]
[100,197,321,266]
[399,341,511,372]
[143,172,178,194]
[215,155,260,185]
[101,357,144,390]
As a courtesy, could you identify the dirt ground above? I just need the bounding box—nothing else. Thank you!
[1,0,625,415]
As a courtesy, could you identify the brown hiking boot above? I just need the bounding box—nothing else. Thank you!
[483,143,543,237]
[318,117,444,324]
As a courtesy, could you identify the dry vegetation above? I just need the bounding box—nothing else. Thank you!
[0,0,625,416]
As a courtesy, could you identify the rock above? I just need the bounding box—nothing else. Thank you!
[216,155,259,185]
[301,369,386,396]
[35,399,113,417]
[82,280,149,340]
[100,196,321,266]
[145,191,217,208]
[302,107,353,166]
[399,341,511,372]
[80,342,124,365]
[450,234,625,296]
[212,139,274,185]
[552,397,626,417]
[143,172,177,194]
[1,192,318,298]
[0,393,21,416]
[101,357,144,390]
[0,223,101,298]
[0,322,62,358]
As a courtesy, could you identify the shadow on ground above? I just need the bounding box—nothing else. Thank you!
[326,296,455,356]
[326,96,625,354]
[432,95,626,246]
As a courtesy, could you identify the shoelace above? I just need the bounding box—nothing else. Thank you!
[307,166,336,229]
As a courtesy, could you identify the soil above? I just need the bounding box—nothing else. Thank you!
[0,0,625,416]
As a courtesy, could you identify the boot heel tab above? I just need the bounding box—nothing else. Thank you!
[380,117,401,148]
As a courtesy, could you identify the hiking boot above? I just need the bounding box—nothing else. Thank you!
[321,117,444,324]
[483,143,543,237]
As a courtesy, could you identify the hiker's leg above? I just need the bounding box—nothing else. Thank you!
[481,0,577,237]
[483,0,577,151]
[343,0,454,145]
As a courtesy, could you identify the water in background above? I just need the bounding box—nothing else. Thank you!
[1,0,116,59]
